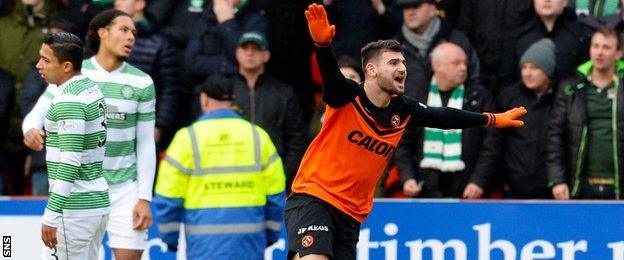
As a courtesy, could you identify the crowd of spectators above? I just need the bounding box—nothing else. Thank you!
[2,0,624,200]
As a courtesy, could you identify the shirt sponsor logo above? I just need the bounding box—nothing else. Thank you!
[59,121,77,133]
[106,112,127,121]
[347,130,396,159]
[297,225,329,235]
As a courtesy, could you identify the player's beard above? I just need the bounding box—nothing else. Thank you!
[378,74,403,95]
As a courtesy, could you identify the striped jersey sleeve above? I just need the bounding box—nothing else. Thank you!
[43,76,110,227]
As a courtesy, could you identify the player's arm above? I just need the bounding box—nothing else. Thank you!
[135,83,157,229]
[136,83,157,201]
[154,128,192,251]
[23,84,55,132]
[306,3,357,107]
[407,97,526,129]
[42,98,86,229]
[22,85,55,151]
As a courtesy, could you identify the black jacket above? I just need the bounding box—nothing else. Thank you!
[396,19,482,99]
[184,5,268,80]
[231,74,307,188]
[457,0,533,90]
[264,0,317,122]
[394,83,497,197]
[483,82,556,198]
[500,8,591,88]
[145,0,207,49]
[128,19,179,132]
[547,61,624,198]
[326,0,401,62]
[0,68,15,170]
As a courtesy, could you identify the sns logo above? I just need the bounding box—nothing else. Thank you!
[2,236,10,257]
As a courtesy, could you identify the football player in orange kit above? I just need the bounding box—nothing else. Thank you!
[285,4,527,260]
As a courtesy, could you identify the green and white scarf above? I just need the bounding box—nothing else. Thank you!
[420,77,466,172]
[575,0,621,16]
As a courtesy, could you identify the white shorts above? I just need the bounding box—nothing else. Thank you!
[42,214,108,260]
[107,181,148,250]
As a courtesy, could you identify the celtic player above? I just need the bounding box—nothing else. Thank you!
[37,33,109,259]
[24,10,156,260]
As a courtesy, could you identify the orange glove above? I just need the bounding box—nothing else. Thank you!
[483,106,527,128]
[304,3,336,46]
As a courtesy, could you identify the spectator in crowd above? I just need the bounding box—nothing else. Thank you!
[20,12,82,196]
[154,75,285,259]
[114,0,180,152]
[184,0,268,119]
[572,0,622,17]
[394,43,497,198]
[0,0,57,82]
[323,0,402,63]
[480,39,557,199]
[145,0,208,50]
[144,0,212,135]
[1,0,69,196]
[83,0,114,28]
[0,68,15,195]
[264,0,318,123]
[23,10,156,259]
[0,0,14,17]
[548,28,624,200]
[457,0,534,91]
[571,0,624,30]
[231,32,307,190]
[184,0,268,83]
[395,0,482,100]
[499,0,591,88]
[433,0,462,28]
[338,55,364,84]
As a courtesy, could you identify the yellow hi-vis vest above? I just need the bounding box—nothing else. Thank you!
[154,113,285,258]
[156,116,285,209]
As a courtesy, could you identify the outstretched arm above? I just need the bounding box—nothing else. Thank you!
[408,98,527,129]
[306,3,357,107]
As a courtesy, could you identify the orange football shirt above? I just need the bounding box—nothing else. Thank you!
[291,96,411,222]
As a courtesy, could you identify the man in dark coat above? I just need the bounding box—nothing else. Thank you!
[394,0,482,100]
[499,0,591,89]
[231,32,307,190]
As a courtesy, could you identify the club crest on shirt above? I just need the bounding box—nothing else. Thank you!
[121,86,134,99]
[391,114,400,126]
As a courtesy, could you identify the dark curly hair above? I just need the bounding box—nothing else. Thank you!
[86,9,130,54]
